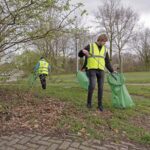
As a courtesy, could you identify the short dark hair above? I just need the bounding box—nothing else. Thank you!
[40,56,44,59]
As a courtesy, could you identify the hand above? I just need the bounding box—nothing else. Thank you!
[80,68,85,71]
[113,71,117,74]
[82,49,89,57]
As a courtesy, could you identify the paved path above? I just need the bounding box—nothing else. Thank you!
[0,133,148,150]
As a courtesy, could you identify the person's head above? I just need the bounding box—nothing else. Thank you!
[40,56,44,60]
[97,34,108,46]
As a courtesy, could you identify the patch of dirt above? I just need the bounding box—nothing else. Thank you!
[130,115,150,132]
[0,90,68,135]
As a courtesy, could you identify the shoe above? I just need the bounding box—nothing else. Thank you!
[42,86,46,89]
[97,105,103,112]
[87,104,92,109]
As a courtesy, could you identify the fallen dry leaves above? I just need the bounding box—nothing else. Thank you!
[0,90,66,135]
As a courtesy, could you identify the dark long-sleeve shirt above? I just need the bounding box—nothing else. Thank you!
[78,43,114,73]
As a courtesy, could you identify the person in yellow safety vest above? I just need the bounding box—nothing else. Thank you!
[34,57,50,89]
[78,34,114,112]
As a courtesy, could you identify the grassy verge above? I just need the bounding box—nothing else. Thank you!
[0,72,150,145]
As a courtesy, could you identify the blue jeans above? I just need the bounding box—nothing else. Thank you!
[86,69,104,107]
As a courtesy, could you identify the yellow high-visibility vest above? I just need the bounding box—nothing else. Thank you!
[38,60,49,75]
[87,43,107,70]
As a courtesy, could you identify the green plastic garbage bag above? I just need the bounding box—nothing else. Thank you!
[28,73,37,88]
[77,71,89,90]
[107,73,135,108]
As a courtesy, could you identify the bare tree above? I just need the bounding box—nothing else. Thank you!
[95,0,138,72]
[132,28,150,71]
[95,0,120,60]
[32,10,90,72]
[114,7,138,72]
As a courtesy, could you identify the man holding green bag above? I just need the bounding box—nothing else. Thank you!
[78,34,114,112]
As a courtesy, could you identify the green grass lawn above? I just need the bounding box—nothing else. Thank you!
[0,72,150,145]
[122,72,150,83]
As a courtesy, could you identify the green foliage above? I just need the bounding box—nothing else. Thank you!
[81,10,87,16]
[0,63,14,74]
[141,133,150,144]
[63,0,70,11]
[0,0,84,56]
[11,51,41,76]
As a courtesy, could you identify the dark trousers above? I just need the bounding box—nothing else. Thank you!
[86,69,104,107]
[39,74,47,89]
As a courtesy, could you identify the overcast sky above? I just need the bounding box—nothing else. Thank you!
[72,0,150,31]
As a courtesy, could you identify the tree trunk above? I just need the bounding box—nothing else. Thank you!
[118,50,123,72]
[109,39,113,61]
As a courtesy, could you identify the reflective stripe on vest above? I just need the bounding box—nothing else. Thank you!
[38,60,49,75]
[86,43,107,70]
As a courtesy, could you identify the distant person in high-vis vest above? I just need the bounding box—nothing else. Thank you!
[34,57,50,89]
[78,34,114,112]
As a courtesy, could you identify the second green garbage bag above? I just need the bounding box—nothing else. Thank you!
[28,73,38,88]
[107,72,135,108]
[77,71,89,90]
